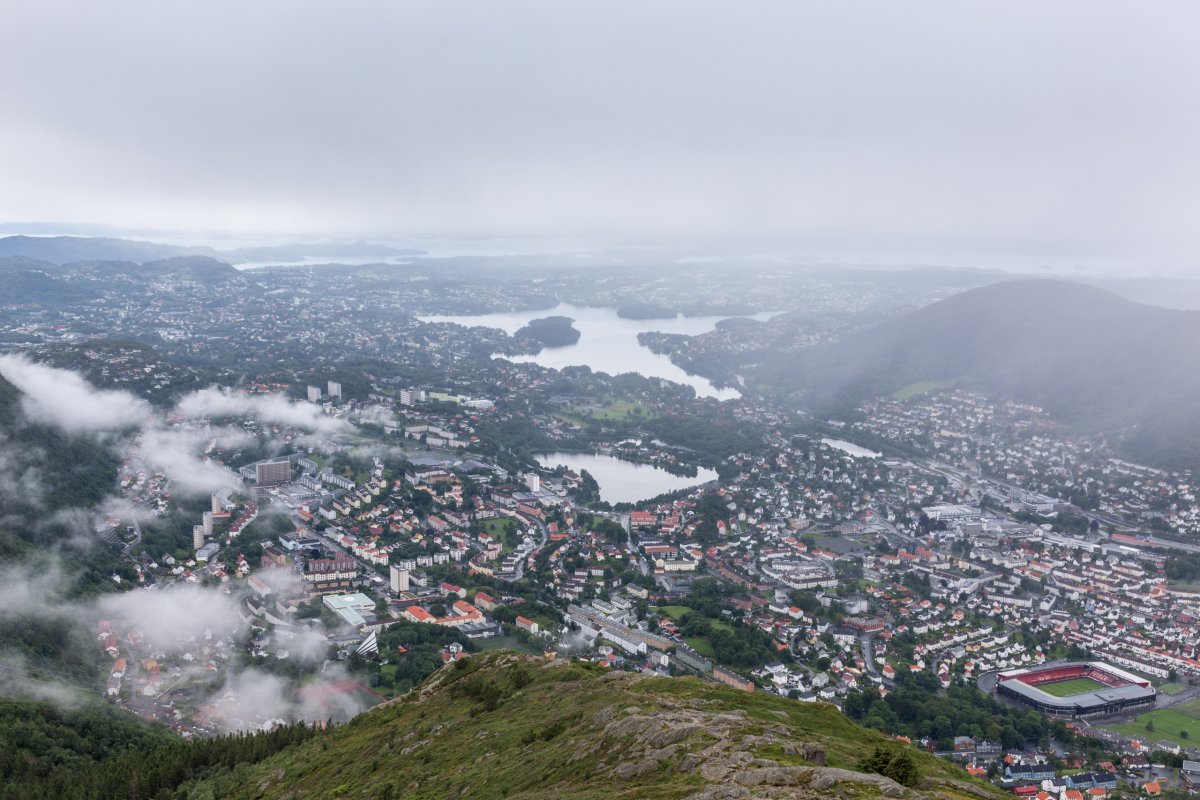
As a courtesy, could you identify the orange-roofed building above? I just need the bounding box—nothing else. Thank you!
[404,606,435,623]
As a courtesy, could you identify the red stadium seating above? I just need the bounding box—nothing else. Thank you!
[1006,664,1131,690]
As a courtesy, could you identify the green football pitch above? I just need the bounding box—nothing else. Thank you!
[1036,677,1107,697]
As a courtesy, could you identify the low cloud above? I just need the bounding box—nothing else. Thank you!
[96,583,247,656]
[276,626,334,664]
[255,564,306,596]
[0,553,374,729]
[0,559,70,619]
[95,496,159,526]
[204,664,370,733]
[0,364,379,722]
[177,387,350,436]
[0,432,44,508]
[133,426,243,495]
[0,354,152,433]
[0,654,85,708]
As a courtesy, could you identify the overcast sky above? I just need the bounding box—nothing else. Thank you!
[2,1,1198,270]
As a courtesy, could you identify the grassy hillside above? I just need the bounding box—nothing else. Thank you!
[181,652,1003,800]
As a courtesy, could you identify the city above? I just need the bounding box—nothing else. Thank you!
[2,257,1198,797]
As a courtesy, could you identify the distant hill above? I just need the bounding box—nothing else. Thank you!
[177,652,999,800]
[0,257,97,305]
[0,234,429,267]
[223,240,426,263]
[0,254,241,286]
[0,235,220,264]
[137,255,241,281]
[757,280,1200,469]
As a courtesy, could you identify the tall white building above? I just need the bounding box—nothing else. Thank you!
[307,385,322,403]
[327,381,342,399]
[192,524,206,550]
[399,389,426,406]
[202,511,214,535]
[389,565,410,593]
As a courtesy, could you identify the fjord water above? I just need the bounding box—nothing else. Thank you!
[419,303,775,400]
[535,451,719,504]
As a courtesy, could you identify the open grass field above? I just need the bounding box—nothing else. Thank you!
[474,635,542,655]
[656,605,695,622]
[1174,698,1200,717]
[1036,677,1107,697]
[481,518,516,537]
[562,398,657,422]
[1158,682,1188,696]
[656,606,734,642]
[481,517,520,552]
[1106,708,1200,747]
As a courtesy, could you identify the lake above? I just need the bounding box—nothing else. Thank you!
[535,451,718,504]
[419,303,776,400]
[822,438,882,458]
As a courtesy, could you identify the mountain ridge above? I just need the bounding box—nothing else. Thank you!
[0,235,425,266]
[178,651,1003,800]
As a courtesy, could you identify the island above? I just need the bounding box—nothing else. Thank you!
[514,315,581,348]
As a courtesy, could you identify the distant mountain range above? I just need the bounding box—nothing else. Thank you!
[0,235,221,264]
[0,235,424,266]
[0,254,243,299]
[759,279,1200,469]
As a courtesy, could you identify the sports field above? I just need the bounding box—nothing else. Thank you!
[1036,677,1107,697]
[1107,708,1200,747]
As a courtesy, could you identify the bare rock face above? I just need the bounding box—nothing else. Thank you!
[595,702,848,798]
[588,694,924,800]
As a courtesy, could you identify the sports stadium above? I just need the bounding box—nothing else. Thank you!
[994,662,1157,718]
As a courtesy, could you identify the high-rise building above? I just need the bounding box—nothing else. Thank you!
[389,564,410,593]
[193,524,206,550]
[307,385,322,403]
[524,473,541,493]
[327,381,342,399]
[399,389,426,406]
[255,459,292,485]
[202,511,214,535]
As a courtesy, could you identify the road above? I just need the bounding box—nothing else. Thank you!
[124,517,143,552]
[506,512,548,581]
[859,634,879,676]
